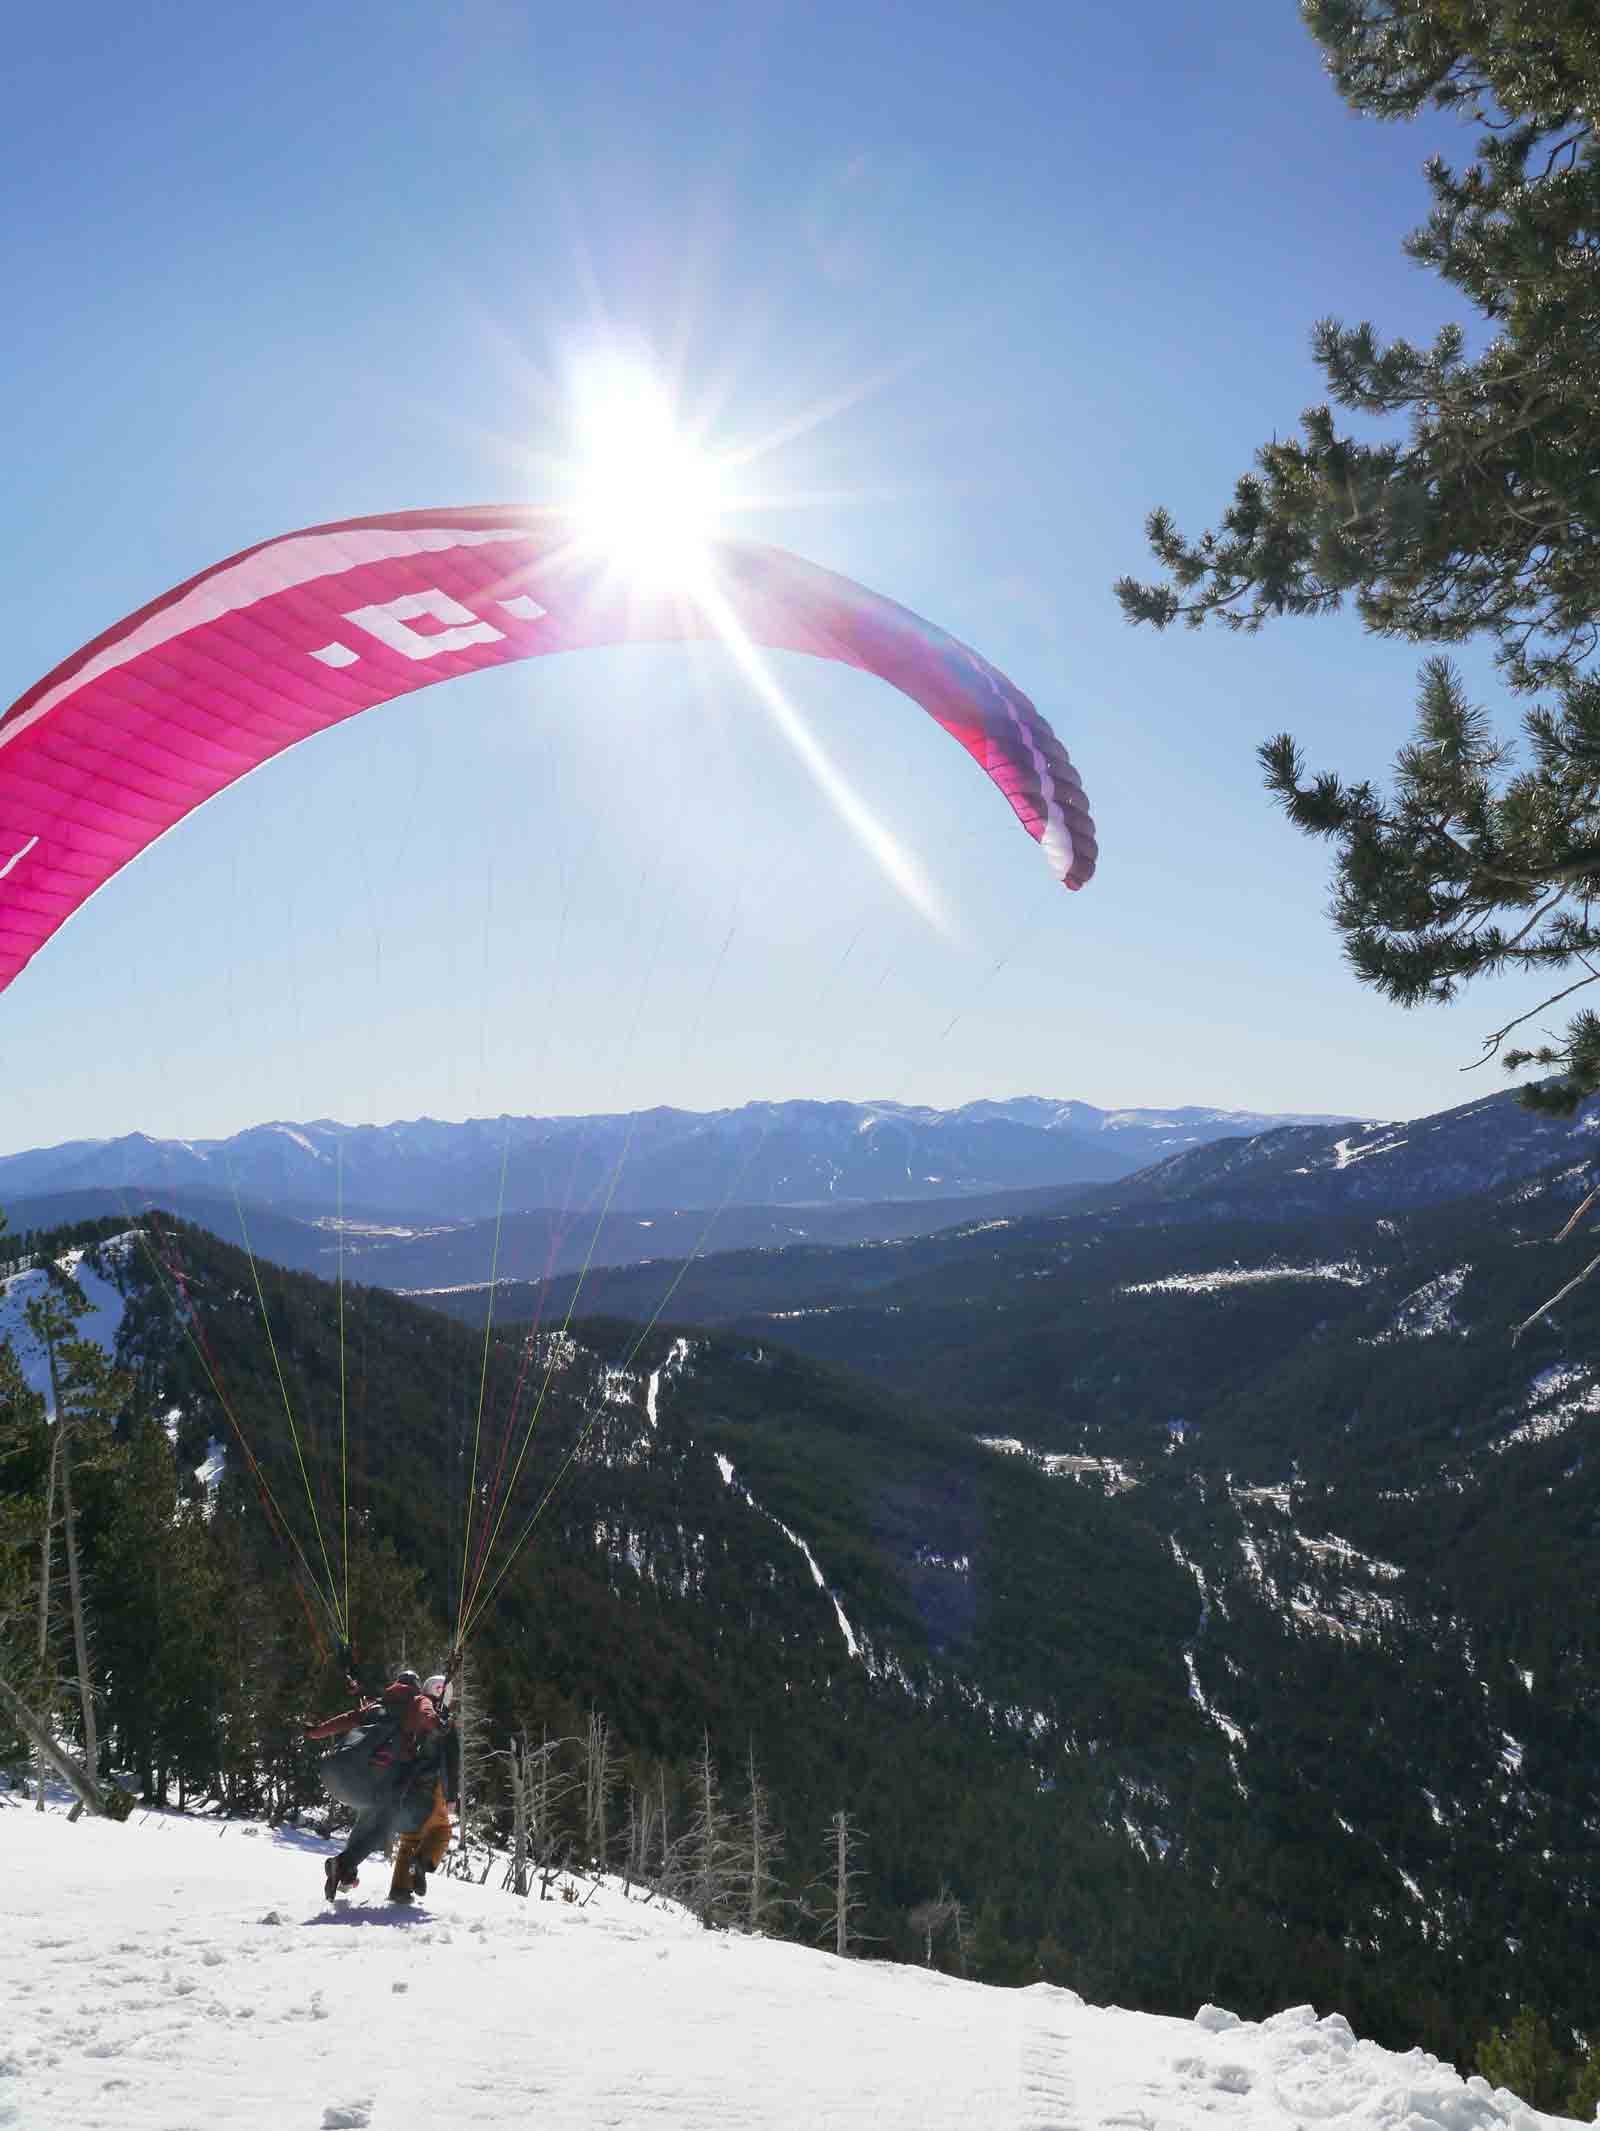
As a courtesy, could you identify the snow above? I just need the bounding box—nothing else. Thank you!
[270,1124,326,1157]
[0,1805,1582,2130]
[1183,1652,1247,1750]
[644,1337,694,1429]
[1295,1534,1403,1583]
[1122,1261,1368,1297]
[713,1452,863,1659]
[976,1436,1139,1494]
[1367,1267,1469,1344]
[1490,1364,1600,1455]
[0,1236,133,1414]
[194,1437,228,1503]
[1331,1128,1408,1170]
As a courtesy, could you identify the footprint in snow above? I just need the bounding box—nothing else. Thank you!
[321,2103,372,2128]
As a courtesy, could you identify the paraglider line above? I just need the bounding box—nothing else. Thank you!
[124,1207,337,1650]
[228,1168,345,1637]
[460,883,680,1633]
[460,915,870,1642]
[337,1142,349,1636]
[455,1126,513,1651]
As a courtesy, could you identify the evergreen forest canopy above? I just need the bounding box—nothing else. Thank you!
[1117,0,1600,1112]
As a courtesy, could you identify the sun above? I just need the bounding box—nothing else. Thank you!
[568,359,731,591]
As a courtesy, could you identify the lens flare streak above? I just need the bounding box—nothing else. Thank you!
[691,568,955,938]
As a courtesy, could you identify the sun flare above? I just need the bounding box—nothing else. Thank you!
[558,351,953,935]
[568,359,730,590]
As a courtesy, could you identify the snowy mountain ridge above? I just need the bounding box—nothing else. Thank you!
[0,1096,1354,1221]
[1091,1088,1600,1222]
[0,1801,1582,2131]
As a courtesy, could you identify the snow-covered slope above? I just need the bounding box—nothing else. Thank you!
[0,1801,1579,2130]
[0,1235,133,1413]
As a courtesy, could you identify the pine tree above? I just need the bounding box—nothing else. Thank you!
[28,1273,130,1784]
[1475,2006,1573,2114]
[1116,0,1600,1104]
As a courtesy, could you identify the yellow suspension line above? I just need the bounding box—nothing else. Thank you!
[462,918,875,1644]
[229,1170,345,1637]
[455,1127,512,1651]
[460,872,682,1637]
[460,1118,637,1637]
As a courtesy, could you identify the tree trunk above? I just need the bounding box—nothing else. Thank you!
[34,1408,60,1814]
[0,1665,104,1817]
[59,1428,98,1779]
[510,1733,530,1897]
[835,1813,848,1957]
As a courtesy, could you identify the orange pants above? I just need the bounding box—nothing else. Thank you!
[389,1781,452,1897]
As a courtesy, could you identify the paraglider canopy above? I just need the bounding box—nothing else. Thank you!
[0,504,1096,996]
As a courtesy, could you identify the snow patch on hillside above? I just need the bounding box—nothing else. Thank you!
[713,1453,863,1659]
[644,1337,695,1428]
[1332,1127,1408,1169]
[977,1436,1138,1494]
[1490,1364,1600,1455]
[1368,1266,1470,1343]
[1295,1534,1403,1583]
[1122,1260,1368,1297]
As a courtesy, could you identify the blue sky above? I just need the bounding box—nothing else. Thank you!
[2,0,1538,1149]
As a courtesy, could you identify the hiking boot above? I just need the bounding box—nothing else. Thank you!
[324,1855,358,1900]
[410,1864,428,1898]
[388,1887,414,1905]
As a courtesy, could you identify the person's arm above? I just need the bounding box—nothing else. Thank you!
[303,1701,378,1741]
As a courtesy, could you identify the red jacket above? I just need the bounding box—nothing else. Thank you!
[304,1680,441,1752]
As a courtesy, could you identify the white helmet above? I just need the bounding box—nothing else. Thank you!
[422,1673,448,1699]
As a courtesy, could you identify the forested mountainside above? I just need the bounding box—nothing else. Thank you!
[415,1105,1600,2056]
[5,1189,1599,2065]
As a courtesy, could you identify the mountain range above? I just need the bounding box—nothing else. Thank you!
[0,1097,1351,1223]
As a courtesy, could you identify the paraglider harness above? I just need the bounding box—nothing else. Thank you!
[314,1646,458,1811]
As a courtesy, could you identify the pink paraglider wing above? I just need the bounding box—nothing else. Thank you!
[0,507,1095,993]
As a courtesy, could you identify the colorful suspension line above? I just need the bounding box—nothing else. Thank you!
[125,1209,338,1657]
[225,1171,348,1643]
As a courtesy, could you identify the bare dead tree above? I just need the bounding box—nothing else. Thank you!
[744,1741,785,1936]
[685,1733,742,1928]
[945,1882,972,1978]
[446,1650,489,1878]
[498,1726,582,1898]
[908,1885,962,1968]
[583,1707,617,1872]
[0,1663,104,1817]
[816,1809,871,1958]
[501,1730,533,1897]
